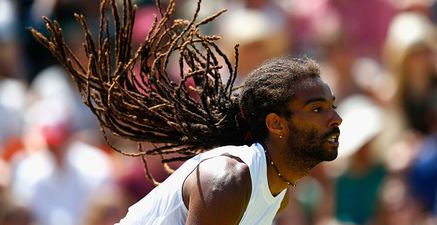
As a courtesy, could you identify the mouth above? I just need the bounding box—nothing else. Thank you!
[325,133,340,146]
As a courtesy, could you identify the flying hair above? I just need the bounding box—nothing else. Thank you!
[30,0,246,184]
[30,0,322,185]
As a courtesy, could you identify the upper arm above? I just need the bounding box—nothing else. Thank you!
[182,155,252,225]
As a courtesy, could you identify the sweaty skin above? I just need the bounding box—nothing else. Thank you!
[182,155,252,225]
[265,78,342,195]
[181,77,342,225]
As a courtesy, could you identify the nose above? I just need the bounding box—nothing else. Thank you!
[329,110,342,128]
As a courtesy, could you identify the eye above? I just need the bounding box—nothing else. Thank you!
[312,107,322,113]
[332,105,338,109]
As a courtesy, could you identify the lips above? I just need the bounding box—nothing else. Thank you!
[326,133,340,145]
[324,128,340,146]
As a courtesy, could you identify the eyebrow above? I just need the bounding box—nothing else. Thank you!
[304,96,336,106]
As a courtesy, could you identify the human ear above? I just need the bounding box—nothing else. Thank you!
[265,113,287,138]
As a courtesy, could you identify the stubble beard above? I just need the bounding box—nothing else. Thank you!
[283,123,338,172]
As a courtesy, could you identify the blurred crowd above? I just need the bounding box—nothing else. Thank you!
[1,0,437,224]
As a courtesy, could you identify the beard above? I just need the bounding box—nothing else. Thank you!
[284,123,339,170]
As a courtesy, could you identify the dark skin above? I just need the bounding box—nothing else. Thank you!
[182,77,342,224]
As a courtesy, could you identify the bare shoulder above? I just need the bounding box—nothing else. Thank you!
[182,154,252,225]
[198,154,251,186]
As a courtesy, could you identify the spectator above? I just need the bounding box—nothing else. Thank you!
[10,99,113,225]
[334,95,386,225]
[383,12,437,135]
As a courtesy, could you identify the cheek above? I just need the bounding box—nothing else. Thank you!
[291,111,335,133]
[289,117,324,135]
[288,121,323,143]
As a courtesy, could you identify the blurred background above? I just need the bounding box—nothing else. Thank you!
[1,0,437,224]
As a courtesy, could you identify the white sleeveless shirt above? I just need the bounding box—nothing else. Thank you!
[116,143,286,225]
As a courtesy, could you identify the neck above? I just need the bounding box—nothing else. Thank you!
[262,142,303,196]
[263,144,297,196]
[263,148,296,187]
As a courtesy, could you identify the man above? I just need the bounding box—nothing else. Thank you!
[115,57,342,224]
[31,0,341,224]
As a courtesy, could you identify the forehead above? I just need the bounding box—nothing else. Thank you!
[291,78,333,104]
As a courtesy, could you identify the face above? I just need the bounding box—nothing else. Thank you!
[282,78,342,167]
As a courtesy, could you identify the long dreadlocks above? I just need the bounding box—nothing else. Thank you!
[30,0,247,183]
[30,0,322,185]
